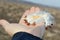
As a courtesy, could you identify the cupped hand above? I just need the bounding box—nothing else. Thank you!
[0,7,45,38]
[19,7,44,27]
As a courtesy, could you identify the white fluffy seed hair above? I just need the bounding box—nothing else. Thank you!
[24,11,55,27]
[22,11,55,38]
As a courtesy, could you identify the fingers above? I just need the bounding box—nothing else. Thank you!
[19,7,40,27]
[35,7,40,12]
[29,7,35,14]
[20,7,38,18]
[29,7,40,14]
[21,7,40,18]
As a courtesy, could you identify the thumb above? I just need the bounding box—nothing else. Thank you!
[0,19,9,26]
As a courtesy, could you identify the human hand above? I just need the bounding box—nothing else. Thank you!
[0,7,45,38]
[19,7,44,28]
[19,7,45,38]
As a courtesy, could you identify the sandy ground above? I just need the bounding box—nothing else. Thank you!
[0,2,60,40]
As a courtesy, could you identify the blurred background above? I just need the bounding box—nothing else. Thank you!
[0,0,60,40]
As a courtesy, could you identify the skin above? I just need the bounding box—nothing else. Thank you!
[19,7,44,27]
[0,7,45,38]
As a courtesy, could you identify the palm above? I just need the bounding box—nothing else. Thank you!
[0,7,45,38]
[19,7,44,27]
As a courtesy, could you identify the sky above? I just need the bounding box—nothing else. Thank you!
[22,0,60,8]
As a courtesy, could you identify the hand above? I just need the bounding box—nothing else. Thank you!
[19,7,44,27]
[19,7,45,38]
[0,7,45,38]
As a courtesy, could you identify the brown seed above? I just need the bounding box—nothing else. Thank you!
[24,16,27,18]
[51,24,53,25]
[24,19,28,23]
[32,22,36,26]
[24,19,30,26]
[27,23,30,26]
[45,27,48,30]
